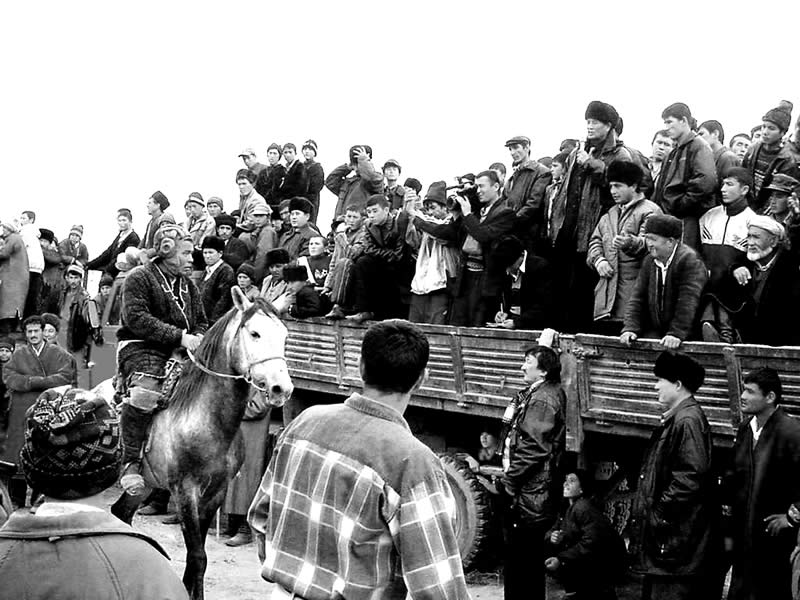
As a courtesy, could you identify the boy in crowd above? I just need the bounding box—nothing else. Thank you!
[764,173,800,228]
[698,168,757,343]
[199,235,236,321]
[282,265,330,319]
[94,274,114,324]
[206,197,224,219]
[277,143,308,203]
[299,236,330,289]
[235,169,266,233]
[588,161,662,336]
[236,263,259,301]
[215,213,249,272]
[698,120,740,183]
[729,133,751,161]
[301,140,324,223]
[259,248,291,305]
[0,338,12,454]
[240,201,278,284]
[383,159,406,210]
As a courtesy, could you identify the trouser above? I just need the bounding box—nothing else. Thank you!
[641,574,705,600]
[120,376,162,466]
[502,509,547,600]
[409,290,450,324]
[700,299,738,343]
[350,255,407,318]
[450,270,497,327]
[23,272,43,319]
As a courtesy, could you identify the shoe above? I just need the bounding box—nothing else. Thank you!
[120,463,147,498]
[702,321,722,343]
[325,305,346,320]
[225,530,253,547]
[138,503,168,516]
[345,311,374,324]
[162,513,181,525]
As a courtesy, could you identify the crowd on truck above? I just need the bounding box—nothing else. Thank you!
[1,98,800,599]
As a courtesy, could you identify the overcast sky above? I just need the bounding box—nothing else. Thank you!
[3,0,799,263]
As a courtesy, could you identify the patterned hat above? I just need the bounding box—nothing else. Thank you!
[70,224,84,238]
[20,387,121,499]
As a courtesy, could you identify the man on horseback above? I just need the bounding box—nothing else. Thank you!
[117,224,208,496]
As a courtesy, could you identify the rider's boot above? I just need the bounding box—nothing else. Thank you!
[119,400,156,498]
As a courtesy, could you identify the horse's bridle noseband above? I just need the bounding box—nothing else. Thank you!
[186,350,287,393]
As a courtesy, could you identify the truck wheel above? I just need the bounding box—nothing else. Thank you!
[438,452,493,571]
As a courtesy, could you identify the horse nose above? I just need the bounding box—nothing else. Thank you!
[271,384,284,396]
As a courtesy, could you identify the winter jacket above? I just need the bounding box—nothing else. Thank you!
[48,286,100,353]
[355,212,412,265]
[726,407,800,600]
[288,282,330,319]
[503,158,552,247]
[385,183,407,211]
[325,157,384,217]
[698,201,754,312]
[86,229,140,277]
[622,243,708,340]
[550,132,635,253]
[500,380,566,527]
[303,160,325,209]
[57,238,89,266]
[199,261,236,322]
[255,164,285,207]
[587,197,662,321]
[0,508,188,600]
[1,342,75,464]
[41,242,69,306]
[734,249,800,346]
[652,131,717,220]
[279,223,319,261]
[0,232,29,320]
[629,397,716,576]
[235,189,268,231]
[241,225,279,284]
[221,236,250,272]
[277,160,308,202]
[742,142,800,212]
[140,212,176,251]
[183,213,217,251]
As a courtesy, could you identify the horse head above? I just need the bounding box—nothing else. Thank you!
[230,286,294,407]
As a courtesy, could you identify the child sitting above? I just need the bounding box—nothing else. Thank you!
[299,235,331,289]
[259,249,291,305]
[282,265,330,319]
[236,263,259,301]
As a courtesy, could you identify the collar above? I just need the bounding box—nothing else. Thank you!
[724,197,749,216]
[205,260,224,277]
[30,341,46,356]
[754,250,780,272]
[344,392,410,432]
[655,243,679,270]
[660,395,693,424]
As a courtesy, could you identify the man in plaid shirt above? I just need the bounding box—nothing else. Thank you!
[248,320,469,600]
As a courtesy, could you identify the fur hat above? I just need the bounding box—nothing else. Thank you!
[302,139,318,156]
[185,192,204,207]
[585,101,620,127]
[214,213,236,229]
[606,160,643,187]
[653,351,705,393]
[99,273,114,288]
[20,387,121,500]
[288,197,314,215]
[282,265,310,283]
[201,235,225,253]
[69,225,84,238]
[206,196,224,209]
[404,177,422,195]
[39,228,55,244]
[763,100,794,132]
[645,214,683,240]
[41,313,60,332]
[236,263,255,281]
[424,181,448,205]
[265,248,290,267]
[349,145,373,162]
[150,191,170,211]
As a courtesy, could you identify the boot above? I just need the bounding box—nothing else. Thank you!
[119,403,153,497]
[225,523,253,547]
[225,513,244,537]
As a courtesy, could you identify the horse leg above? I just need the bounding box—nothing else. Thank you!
[177,484,210,600]
[110,489,148,525]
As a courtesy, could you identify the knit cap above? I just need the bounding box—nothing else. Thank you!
[20,387,121,499]
[763,100,794,132]
[69,225,84,238]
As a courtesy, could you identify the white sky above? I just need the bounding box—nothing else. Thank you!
[3,0,799,259]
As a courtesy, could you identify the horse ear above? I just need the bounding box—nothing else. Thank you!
[231,285,252,312]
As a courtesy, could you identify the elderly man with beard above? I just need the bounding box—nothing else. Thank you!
[548,101,638,332]
[620,215,708,349]
[116,225,208,497]
[733,216,800,346]
[502,135,552,252]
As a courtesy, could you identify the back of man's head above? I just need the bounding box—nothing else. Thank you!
[360,320,429,394]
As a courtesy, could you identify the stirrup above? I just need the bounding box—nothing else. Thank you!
[120,463,147,497]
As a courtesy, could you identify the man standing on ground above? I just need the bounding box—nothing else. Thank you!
[17,211,44,318]
[726,368,800,600]
[630,351,717,600]
[248,319,468,600]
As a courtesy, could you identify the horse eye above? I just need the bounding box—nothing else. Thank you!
[250,330,261,340]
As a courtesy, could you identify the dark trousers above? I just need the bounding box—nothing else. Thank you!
[350,255,408,318]
[450,269,497,327]
[409,290,450,324]
[552,250,596,333]
[641,574,705,600]
[502,511,546,600]
[23,272,42,319]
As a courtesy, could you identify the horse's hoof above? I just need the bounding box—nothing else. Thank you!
[120,473,147,498]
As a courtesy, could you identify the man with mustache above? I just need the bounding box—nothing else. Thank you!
[733,216,800,346]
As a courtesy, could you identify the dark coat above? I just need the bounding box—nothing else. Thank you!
[629,397,716,576]
[48,287,99,353]
[726,407,800,600]
[222,236,250,272]
[501,253,557,330]
[385,184,407,211]
[255,164,285,207]
[742,142,800,212]
[199,261,236,322]
[502,158,552,247]
[1,343,75,464]
[413,201,517,298]
[622,243,708,340]
[277,161,308,202]
[356,212,412,264]
[500,380,566,527]
[325,159,384,217]
[735,249,800,346]
[303,160,325,209]
[289,283,330,319]
[653,132,717,220]
[279,224,319,261]
[0,233,29,321]
[545,497,627,588]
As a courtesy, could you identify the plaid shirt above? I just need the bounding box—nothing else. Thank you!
[248,393,469,600]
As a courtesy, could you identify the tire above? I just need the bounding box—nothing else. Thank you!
[438,452,493,571]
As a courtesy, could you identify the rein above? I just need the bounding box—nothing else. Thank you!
[185,349,286,393]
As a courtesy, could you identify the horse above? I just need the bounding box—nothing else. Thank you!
[109,287,293,600]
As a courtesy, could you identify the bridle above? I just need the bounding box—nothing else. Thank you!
[185,316,287,393]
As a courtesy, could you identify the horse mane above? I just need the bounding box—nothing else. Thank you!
[170,297,279,410]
